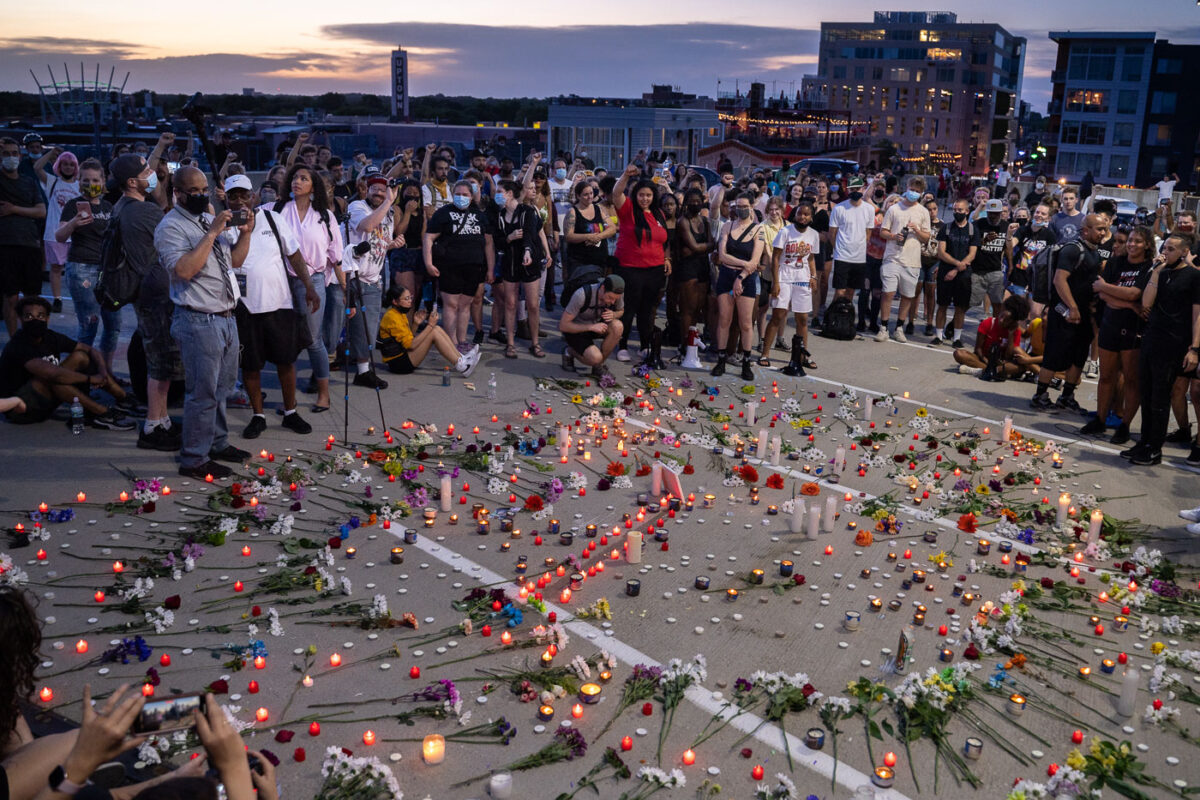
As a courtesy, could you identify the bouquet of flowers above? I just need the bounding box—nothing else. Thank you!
[653,654,707,763]
[598,663,663,737]
[315,745,401,800]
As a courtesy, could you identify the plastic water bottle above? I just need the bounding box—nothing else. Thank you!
[487,372,497,401]
[70,397,85,435]
[442,367,451,386]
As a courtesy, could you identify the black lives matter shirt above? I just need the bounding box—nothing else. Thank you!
[972,218,1008,274]
[427,205,490,268]
[1099,256,1151,334]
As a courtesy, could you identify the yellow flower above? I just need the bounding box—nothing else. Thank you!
[1119,743,1130,756]
[571,394,583,404]
[974,484,991,495]
[1066,749,1087,770]
[1011,580,1027,593]
[1103,756,1116,769]
[1151,641,1165,655]
[1089,737,1103,757]
[915,407,929,417]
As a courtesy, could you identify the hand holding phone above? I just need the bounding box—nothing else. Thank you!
[229,209,250,227]
[76,201,93,223]
[133,692,205,734]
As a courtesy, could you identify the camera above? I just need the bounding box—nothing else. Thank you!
[229,209,250,227]
[133,693,205,734]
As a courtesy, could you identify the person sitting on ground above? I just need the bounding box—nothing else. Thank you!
[559,274,625,378]
[377,286,479,377]
[0,297,137,429]
[953,294,1032,380]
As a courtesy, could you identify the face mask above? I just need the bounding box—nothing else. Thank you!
[494,192,507,206]
[397,302,412,312]
[144,172,158,193]
[735,207,751,220]
[1031,220,1046,230]
[686,203,702,214]
[830,184,840,193]
[555,168,567,181]
[81,183,103,199]
[1,156,20,171]
[1016,218,1029,226]
[903,190,921,203]
[22,319,47,338]
[874,192,885,201]
[260,191,276,205]
[1035,181,1045,190]
[848,191,863,202]
[180,192,209,215]
[452,195,471,210]
[953,211,968,223]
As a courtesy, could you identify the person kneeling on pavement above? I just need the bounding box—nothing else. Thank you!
[224,175,319,441]
[559,274,625,378]
[953,295,1032,380]
[377,287,480,376]
[0,297,138,429]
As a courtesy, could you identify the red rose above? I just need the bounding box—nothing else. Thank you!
[163,595,181,610]
[801,683,816,698]
[251,605,262,617]
[231,497,245,509]
[328,537,342,549]
[303,566,317,575]
[275,730,294,743]
[793,574,806,586]
[635,466,651,477]
[740,748,753,759]
[231,483,242,496]
[765,473,784,490]
[682,465,695,475]
[1039,578,1055,589]
[962,644,980,660]
[293,748,306,762]
[208,679,229,694]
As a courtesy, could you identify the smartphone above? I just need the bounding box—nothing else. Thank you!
[133,693,205,734]
[1054,302,1071,318]
[229,209,250,227]
[167,161,180,174]
[76,201,92,220]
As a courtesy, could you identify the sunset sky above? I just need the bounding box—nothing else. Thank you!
[4,1,1197,111]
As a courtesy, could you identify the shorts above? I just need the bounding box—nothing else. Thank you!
[771,279,813,313]
[384,352,415,374]
[866,257,883,290]
[1098,321,1141,352]
[438,263,486,297]
[715,265,758,298]
[757,279,772,308]
[936,266,972,308]
[832,260,866,290]
[235,304,312,372]
[501,256,545,284]
[1008,266,1029,290]
[0,244,44,296]
[44,240,70,266]
[564,331,600,356]
[674,257,710,284]
[134,298,185,382]
[389,248,424,275]
[1043,311,1093,372]
[918,261,937,284]
[880,261,919,297]
[4,380,60,424]
[970,271,1004,308]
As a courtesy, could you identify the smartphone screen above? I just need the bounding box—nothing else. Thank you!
[76,201,92,219]
[133,693,205,734]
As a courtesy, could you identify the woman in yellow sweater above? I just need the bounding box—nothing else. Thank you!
[377,287,480,377]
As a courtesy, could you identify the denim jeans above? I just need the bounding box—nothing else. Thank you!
[290,277,329,380]
[348,280,383,364]
[323,281,346,357]
[66,261,121,352]
[171,308,239,468]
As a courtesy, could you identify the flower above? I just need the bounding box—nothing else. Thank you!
[915,407,929,417]
[800,482,821,496]
[957,513,977,533]
[523,495,544,512]
[765,473,784,490]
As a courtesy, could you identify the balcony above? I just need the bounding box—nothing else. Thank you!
[1047,100,1063,116]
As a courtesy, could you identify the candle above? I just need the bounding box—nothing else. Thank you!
[834,446,846,474]
[329,652,342,667]
[650,463,663,496]
[746,401,758,425]
[1087,509,1103,547]
[756,428,768,459]
[626,530,642,564]
[779,560,794,577]
[695,576,710,590]
[725,588,739,602]
[571,703,584,719]
[789,499,806,534]
[770,436,781,465]
[625,579,640,597]
[766,504,779,516]
[964,737,983,760]
[749,568,765,584]
[703,493,715,509]
[1008,693,1027,716]
[682,748,696,766]
[752,765,765,781]
[844,610,860,631]
[807,506,821,540]
[1113,615,1128,631]
[363,730,376,746]
[822,495,836,532]
[478,518,490,535]
[1100,658,1116,674]
[255,707,268,722]
[976,539,991,555]
[939,648,954,663]
[864,397,873,420]
[488,772,513,800]
[254,655,266,669]
[344,547,357,559]
[1001,416,1013,442]
[1058,493,1071,524]
[302,675,313,688]
[422,734,446,764]
[579,683,602,704]
[621,736,633,751]
[1116,663,1139,717]
[872,767,894,788]
[870,598,883,612]
[537,705,555,721]
[500,631,513,646]
[390,547,405,564]
[39,686,53,702]
[805,728,825,750]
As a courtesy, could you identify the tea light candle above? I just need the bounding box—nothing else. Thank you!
[749,568,765,585]
[964,736,983,760]
[703,493,715,509]
[579,683,602,704]
[1100,658,1116,674]
[1008,694,1027,716]
[726,588,739,602]
[976,539,991,555]
[344,547,357,559]
[939,648,954,663]
[695,576,710,590]
[779,560,794,577]
[422,734,446,764]
[805,728,825,750]
[872,767,894,788]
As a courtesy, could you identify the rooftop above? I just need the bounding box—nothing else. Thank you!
[1048,30,1156,42]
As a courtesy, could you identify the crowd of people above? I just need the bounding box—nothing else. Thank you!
[1,131,1198,474]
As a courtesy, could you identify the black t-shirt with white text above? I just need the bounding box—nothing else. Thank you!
[1009,224,1056,287]
[427,205,491,268]
[1099,256,1151,333]
[937,220,980,264]
[60,197,113,264]
[0,328,78,396]
[972,218,1008,274]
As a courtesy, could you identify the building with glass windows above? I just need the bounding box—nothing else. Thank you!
[801,11,1024,176]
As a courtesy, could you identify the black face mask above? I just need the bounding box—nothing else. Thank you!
[179,193,209,216]
[953,211,968,223]
[23,319,47,338]
[874,192,885,201]
[848,191,863,202]
[397,302,412,312]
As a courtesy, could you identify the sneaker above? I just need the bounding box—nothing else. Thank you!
[179,460,232,480]
[892,328,908,343]
[562,353,576,372]
[1187,446,1200,468]
[1119,444,1145,461]
[904,321,915,336]
[489,330,508,345]
[728,351,743,365]
[137,425,182,452]
[1166,426,1193,445]
[776,338,790,352]
[1188,521,1200,535]
[1130,449,1162,466]
[458,348,480,378]
[227,387,251,408]
[1030,393,1053,411]
[591,363,613,381]
[616,348,631,362]
[210,444,251,463]
[923,324,936,337]
[87,409,137,431]
[51,298,63,313]
[1079,417,1106,435]
[868,323,881,335]
[1109,423,1131,445]
[1105,411,1123,428]
[1083,359,1099,378]
[943,321,954,341]
[1054,395,1083,414]
[951,339,964,349]
[473,329,485,345]
[874,328,889,342]
[958,364,982,375]
[930,334,943,345]
[353,372,389,390]
[1179,505,1200,522]
[1049,377,1064,390]
[280,412,312,434]
[243,415,268,440]
[113,394,146,417]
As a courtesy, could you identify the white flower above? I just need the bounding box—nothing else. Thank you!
[137,738,162,765]
[0,553,30,586]
[218,516,238,536]
[269,514,295,537]
[145,607,175,633]
[340,576,353,596]
[268,608,284,637]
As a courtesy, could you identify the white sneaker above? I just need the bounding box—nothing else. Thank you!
[892,329,908,343]
[874,328,889,342]
[959,364,982,376]
[616,349,631,362]
[1084,359,1099,378]
[458,348,480,378]
[1179,506,1200,523]
[1189,521,1200,535]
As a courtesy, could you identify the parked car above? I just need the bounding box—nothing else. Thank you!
[793,158,861,179]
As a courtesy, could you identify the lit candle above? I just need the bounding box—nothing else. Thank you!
[253,655,266,669]
[621,736,633,751]
[537,704,555,721]
[1100,658,1116,674]
[76,491,86,503]
[1087,509,1103,548]
[390,547,405,564]
[571,703,584,719]
[682,749,696,766]
[422,734,446,764]
[302,675,313,688]
[872,767,894,788]
[726,588,739,602]
[579,683,602,704]
[255,707,268,722]
[329,652,342,667]
[75,639,88,654]
[1007,693,1027,716]
[39,686,53,702]
[1058,493,1071,524]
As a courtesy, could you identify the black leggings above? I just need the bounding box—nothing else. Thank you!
[1138,340,1185,451]
[616,264,666,351]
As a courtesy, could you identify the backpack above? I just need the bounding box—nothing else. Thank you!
[93,201,141,311]
[1030,241,1079,305]
[559,260,604,308]
[821,296,857,340]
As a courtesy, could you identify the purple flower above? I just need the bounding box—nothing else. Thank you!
[554,727,588,759]
[364,485,373,498]
[162,552,176,568]
[291,485,307,501]
[953,478,971,492]
[734,677,754,694]
[401,469,418,481]
[181,542,205,560]
[599,372,617,389]
[988,479,1003,492]
[252,505,268,521]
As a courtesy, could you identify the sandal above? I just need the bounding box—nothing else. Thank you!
[529,344,546,358]
[311,404,330,413]
[504,344,518,359]
[757,356,772,367]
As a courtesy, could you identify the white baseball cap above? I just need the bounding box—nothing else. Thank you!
[224,174,253,193]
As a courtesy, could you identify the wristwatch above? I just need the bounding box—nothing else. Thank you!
[49,766,88,796]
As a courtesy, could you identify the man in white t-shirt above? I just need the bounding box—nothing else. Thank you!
[828,176,877,302]
[762,201,821,376]
[994,163,1011,192]
[223,175,320,440]
[33,148,79,313]
[346,175,404,388]
[875,176,932,343]
[1153,172,1178,204]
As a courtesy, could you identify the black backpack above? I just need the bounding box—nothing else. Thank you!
[94,201,141,311]
[1030,242,1079,305]
[821,296,857,340]
[559,260,604,308]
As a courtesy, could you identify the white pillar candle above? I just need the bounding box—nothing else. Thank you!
[789,499,806,534]
[488,772,513,800]
[626,530,643,564]
[558,426,570,458]
[834,446,846,474]
[650,463,663,496]
[1116,662,1139,717]
[440,472,452,512]
[1058,493,1071,526]
[747,401,758,425]
[864,397,873,421]
[756,429,769,459]
[770,436,781,466]
[1087,509,1103,547]
[807,506,821,539]
[1001,416,1013,443]
[823,495,837,532]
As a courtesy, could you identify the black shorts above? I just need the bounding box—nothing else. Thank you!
[134,298,185,382]
[389,248,425,275]
[564,331,600,356]
[866,257,883,290]
[5,380,61,424]
[1098,321,1141,352]
[235,304,312,372]
[438,263,485,296]
[832,260,866,290]
[501,257,545,284]
[385,352,415,374]
[936,266,972,308]
[714,265,758,298]
[674,256,710,284]
[0,244,44,296]
[1043,311,1094,372]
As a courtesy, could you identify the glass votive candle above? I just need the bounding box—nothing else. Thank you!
[344,547,357,559]
[585,524,598,538]
[448,513,458,525]
[998,540,1013,554]
[515,558,528,575]
[625,579,641,597]
[939,648,954,663]
[779,560,794,577]
[805,728,825,750]
[725,588,739,602]
[389,547,405,564]
[570,572,584,590]
[403,528,418,544]
[977,539,991,555]
[923,531,938,544]
[963,737,983,760]
[912,570,926,584]
[548,519,560,534]
[1007,693,1026,716]
[477,518,490,535]
[579,683,602,704]
[423,517,435,528]
[1100,658,1116,674]
[870,598,883,612]
[872,767,894,788]
[537,705,555,721]
[766,503,778,515]
[749,568,765,585]
[844,611,861,631]
[500,518,514,533]
[559,532,574,546]
[423,507,437,521]
[702,493,715,509]
[695,576,710,590]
